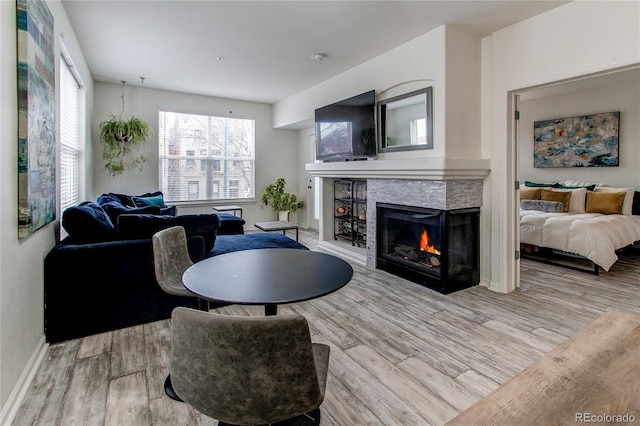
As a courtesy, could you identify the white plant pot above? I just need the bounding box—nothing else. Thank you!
[278,211,290,222]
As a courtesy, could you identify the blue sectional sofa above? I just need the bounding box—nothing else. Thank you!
[44,192,307,343]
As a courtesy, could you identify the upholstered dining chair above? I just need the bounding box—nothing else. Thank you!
[152,226,209,311]
[170,307,330,426]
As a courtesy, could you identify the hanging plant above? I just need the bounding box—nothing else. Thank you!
[99,81,152,175]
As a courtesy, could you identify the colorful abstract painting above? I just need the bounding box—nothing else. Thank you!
[17,0,56,238]
[533,111,619,168]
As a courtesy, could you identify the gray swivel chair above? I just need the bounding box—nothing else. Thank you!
[152,226,209,311]
[170,307,330,426]
[152,226,209,401]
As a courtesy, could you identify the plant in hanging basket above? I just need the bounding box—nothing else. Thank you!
[99,114,151,175]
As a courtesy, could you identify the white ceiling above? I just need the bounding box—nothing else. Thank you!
[62,1,568,104]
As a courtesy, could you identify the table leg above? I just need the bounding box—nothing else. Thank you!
[265,304,277,316]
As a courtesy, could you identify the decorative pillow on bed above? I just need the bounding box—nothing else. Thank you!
[586,191,626,215]
[549,187,588,213]
[561,180,605,188]
[520,200,564,212]
[519,187,542,200]
[557,184,596,191]
[525,181,559,188]
[593,187,635,215]
[541,189,571,212]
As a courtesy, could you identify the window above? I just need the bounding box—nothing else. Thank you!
[158,111,255,202]
[410,118,427,145]
[187,181,200,200]
[59,49,83,212]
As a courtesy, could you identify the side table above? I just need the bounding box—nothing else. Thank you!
[254,221,299,241]
[212,205,243,218]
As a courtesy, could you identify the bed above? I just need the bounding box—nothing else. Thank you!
[519,182,640,272]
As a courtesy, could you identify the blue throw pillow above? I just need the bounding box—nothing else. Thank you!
[133,194,166,208]
[62,202,116,243]
[160,205,177,216]
[103,192,136,207]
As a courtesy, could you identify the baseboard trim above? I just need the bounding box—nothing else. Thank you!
[0,335,48,425]
[317,241,367,265]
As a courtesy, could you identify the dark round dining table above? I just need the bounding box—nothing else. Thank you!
[182,248,354,315]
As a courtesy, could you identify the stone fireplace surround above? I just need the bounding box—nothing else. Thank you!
[365,178,483,267]
[306,158,489,267]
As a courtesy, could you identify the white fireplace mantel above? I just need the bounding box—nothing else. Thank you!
[305,157,490,180]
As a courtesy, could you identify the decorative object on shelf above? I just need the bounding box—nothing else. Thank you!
[261,178,305,222]
[99,81,152,175]
[17,0,56,238]
[534,111,619,168]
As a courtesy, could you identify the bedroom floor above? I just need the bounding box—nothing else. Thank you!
[14,230,640,425]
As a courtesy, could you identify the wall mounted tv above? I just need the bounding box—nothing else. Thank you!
[315,90,376,161]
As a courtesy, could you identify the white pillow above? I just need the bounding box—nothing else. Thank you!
[594,187,635,215]
[549,188,587,213]
[561,180,608,188]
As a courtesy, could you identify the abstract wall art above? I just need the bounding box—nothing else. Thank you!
[17,0,56,238]
[533,111,620,168]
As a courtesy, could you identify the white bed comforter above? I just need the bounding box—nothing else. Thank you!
[520,210,640,271]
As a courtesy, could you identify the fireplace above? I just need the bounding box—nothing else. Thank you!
[376,203,480,294]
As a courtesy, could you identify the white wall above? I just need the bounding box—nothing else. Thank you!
[296,127,316,230]
[487,0,640,293]
[444,25,481,159]
[0,0,93,421]
[518,69,640,188]
[92,83,301,225]
[276,26,448,159]
[277,25,483,163]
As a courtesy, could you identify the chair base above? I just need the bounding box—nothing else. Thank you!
[164,375,183,402]
[218,408,321,426]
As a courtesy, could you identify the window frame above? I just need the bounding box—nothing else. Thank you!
[59,45,84,214]
[158,110,256,204]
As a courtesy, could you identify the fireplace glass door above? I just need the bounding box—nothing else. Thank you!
[376,203,480,294]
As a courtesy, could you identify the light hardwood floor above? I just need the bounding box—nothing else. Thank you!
[14,230,640,425]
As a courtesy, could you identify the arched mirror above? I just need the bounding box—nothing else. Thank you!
[378,87,433,152]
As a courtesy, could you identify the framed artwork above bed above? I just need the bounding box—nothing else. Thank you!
[533,111,619,168]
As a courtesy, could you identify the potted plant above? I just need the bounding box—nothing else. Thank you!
[99,114,151,175]
[261,178,305,221]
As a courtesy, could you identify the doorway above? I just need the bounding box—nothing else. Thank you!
[512,65,640,288]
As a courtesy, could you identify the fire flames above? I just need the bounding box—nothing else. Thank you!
[419,229,441,255]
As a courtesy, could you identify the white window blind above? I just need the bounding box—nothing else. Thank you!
[59,54,82,212]
[158,111,255,202]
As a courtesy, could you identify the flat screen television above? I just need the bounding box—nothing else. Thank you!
[315,90,376,161]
